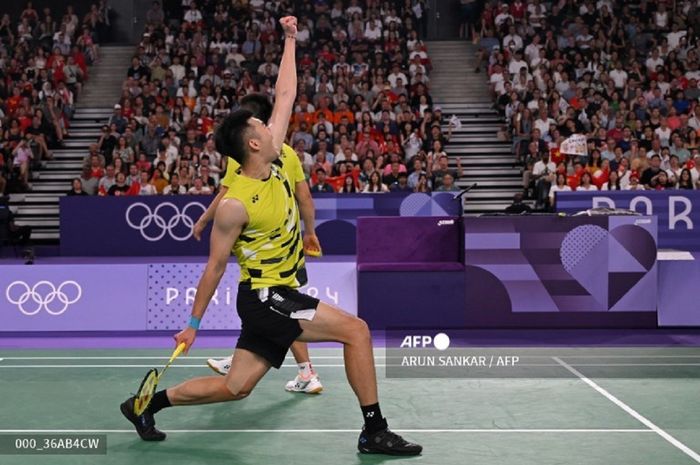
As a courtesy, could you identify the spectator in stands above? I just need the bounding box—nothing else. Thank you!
[136,170,156,195]
[431,154,462,190]
[626,175,645,191]
[641,155,663,188]
[188,177,212,195]
[66,178,88,196]
[149,168,167,194]
[108,105,127,134]
[310,169,335,193]
[505,193,532,215]
[390,173,412,192]
[363,170,389,193]
[199,166,217,191]
[339,174,359,193]
[98,165,116,195]
[678,169,694,190]
[407,157,429,189]
[382,161,403,187]
[549,172,572,207]
[163,173,186,195]
[11,136,33,192]
[78,166,98,195]
[531,152,556,209]
[435,172,459,192]
[577,172,597,192]
[650,170,675,190]
[108,172,131,196]
[113,136,135,164]
[145,1,164,26]
[602,170,623,191]
[414,173,431,193]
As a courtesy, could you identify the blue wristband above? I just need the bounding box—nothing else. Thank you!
[189,315,201,330]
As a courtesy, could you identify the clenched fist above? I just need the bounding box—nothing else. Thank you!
[280,16,297,37]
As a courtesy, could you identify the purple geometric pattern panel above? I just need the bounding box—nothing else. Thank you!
[464,216,657,313]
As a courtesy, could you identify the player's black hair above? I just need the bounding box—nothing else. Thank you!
[215,109,254,165]
[240,94,273,123]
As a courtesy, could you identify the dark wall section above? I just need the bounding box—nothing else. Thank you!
[426,0,462,40]
[2,0,141,44]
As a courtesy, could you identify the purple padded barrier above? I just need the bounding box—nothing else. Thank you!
[356,216,463,271]
[358,262,465,272]
[358,271,467,329]
[657,253,700,326]
[463,215,659,328]
[356,216,466,328]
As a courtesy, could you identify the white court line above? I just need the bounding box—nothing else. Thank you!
[553,357,700,464]
[554,355,700,358]
[1,363,700,368]
[0,364,358,368]
[558,363,700,367]
[0,429,653,434]
[0,356,383,360]
[3,354,700,360]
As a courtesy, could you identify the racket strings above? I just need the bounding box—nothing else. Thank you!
[133,369,159,416]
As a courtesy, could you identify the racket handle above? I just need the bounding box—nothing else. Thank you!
[170,342,187,363]
[304,248,323,257]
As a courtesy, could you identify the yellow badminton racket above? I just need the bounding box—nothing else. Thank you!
[133,343,186,416]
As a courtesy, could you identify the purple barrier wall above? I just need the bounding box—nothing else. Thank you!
[355,216,466,328]
[464,215,659,328]
[147,261,356,330]
[657,253,700,327]
[356,216,463,271]
[2,264,147,331]
[60,193,460,256]
[556,191,700,250]
[356,215,659,329]
[0,260,356,331]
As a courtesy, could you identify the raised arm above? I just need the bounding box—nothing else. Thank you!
[175,197,247,352]
[268,16,298,154]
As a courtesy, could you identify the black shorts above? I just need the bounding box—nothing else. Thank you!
[236,283,320,369]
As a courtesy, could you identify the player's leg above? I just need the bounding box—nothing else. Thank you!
[297,303,376,404]
[207,341,324,394]
[297,302,421,456]
[285,341,323,393]
[169,348,270,405]
[121,348,270,442]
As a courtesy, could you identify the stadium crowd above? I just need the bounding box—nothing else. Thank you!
[0,2,104,195]
[72,0,464,198]
[471,0,700,209]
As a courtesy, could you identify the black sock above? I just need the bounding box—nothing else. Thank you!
[146,390,171,415]
[361,403,388,434]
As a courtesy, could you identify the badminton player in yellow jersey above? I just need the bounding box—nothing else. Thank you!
[193,93,323,395]
[120,16,421,456]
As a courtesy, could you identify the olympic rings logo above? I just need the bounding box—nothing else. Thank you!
[5,281,82,316]
[125,202,206,241]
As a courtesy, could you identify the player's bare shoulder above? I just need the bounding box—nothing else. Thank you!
[215,196,249,230]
